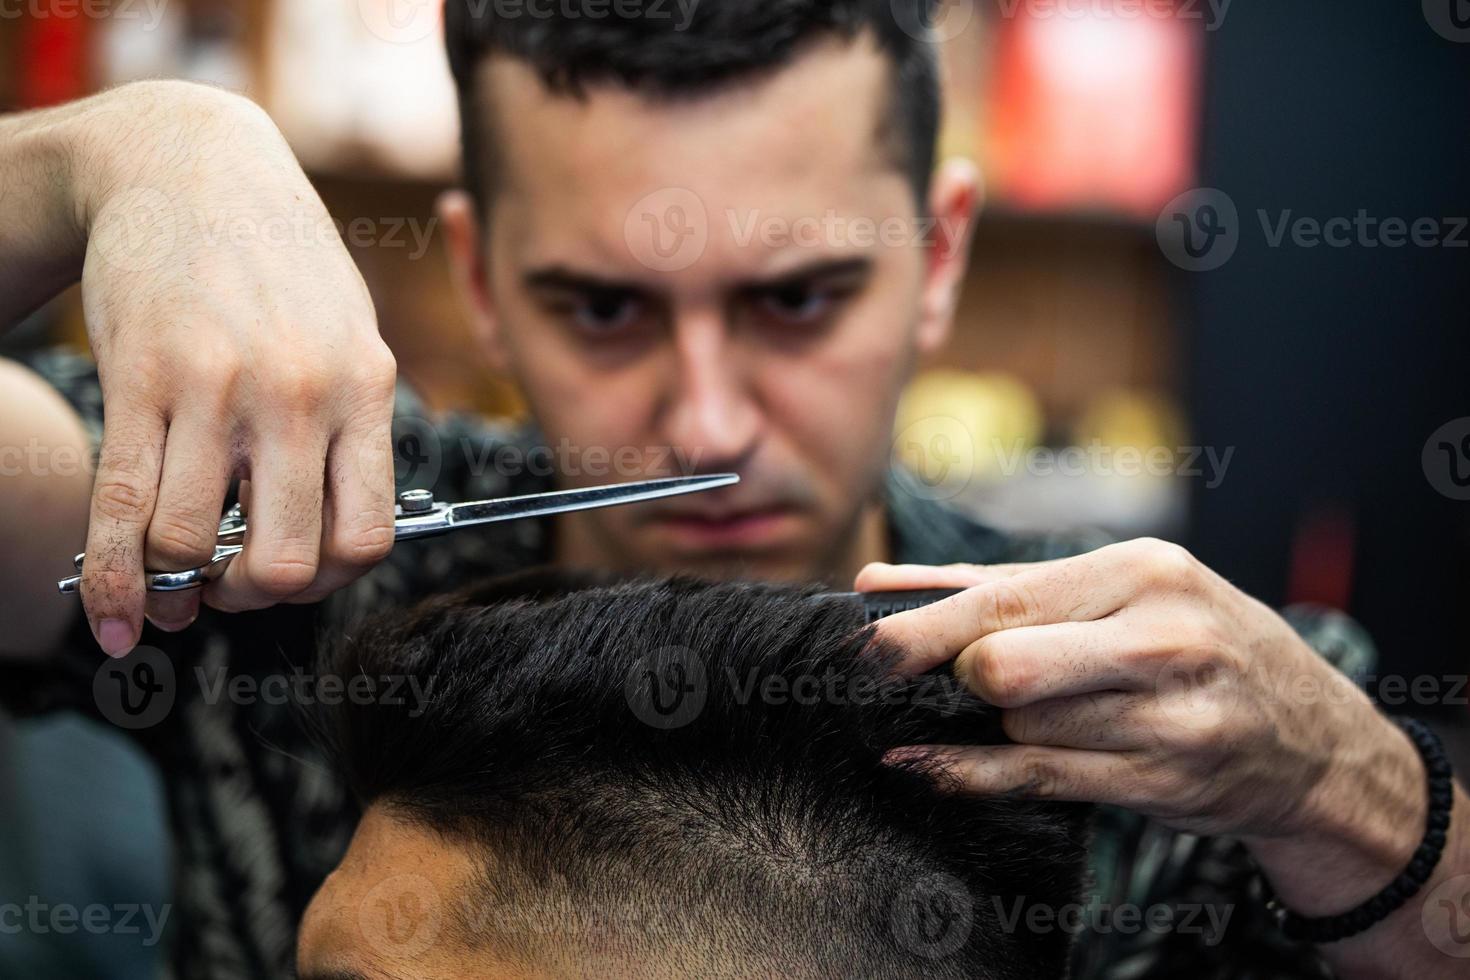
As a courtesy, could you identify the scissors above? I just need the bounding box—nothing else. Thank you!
[58,473,739,595]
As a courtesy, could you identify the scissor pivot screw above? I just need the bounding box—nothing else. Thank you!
[398,489,435,513]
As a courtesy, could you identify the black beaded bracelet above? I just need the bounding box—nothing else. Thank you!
[1264,715,1455,944]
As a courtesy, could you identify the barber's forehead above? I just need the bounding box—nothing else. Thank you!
[474,37,901,201]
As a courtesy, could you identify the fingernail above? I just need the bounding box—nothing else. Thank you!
[98,618,136,658]
[146,614,195,634]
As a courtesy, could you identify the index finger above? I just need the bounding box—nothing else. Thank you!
[873,551,1132,674]
[80,401,165,657]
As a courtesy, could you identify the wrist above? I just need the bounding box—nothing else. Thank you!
[1244,710,1426,916]
[68,81,288,231]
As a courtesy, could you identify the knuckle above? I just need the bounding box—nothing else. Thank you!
[983,580,1036,633]
[355,344,398,390]
[329,516,395,567]
[269,363,332,408]
[1135,537,1199,585]
[92,475,154,524]
[146,514,217,566]
[251,556,318,598]
[964,640,1027,706]
[1018,754,1062,798]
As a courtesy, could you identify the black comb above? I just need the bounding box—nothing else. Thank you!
[827,588,966,623]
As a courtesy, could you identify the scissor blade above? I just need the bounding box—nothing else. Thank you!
[446,474,739,528]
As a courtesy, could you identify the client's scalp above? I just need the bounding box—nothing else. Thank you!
[313,570,1090,979]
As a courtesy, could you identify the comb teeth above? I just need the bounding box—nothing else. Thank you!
[850,589,965,623]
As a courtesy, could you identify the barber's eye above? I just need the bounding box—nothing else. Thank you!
[571,290,643,333]
[755,283,835,326]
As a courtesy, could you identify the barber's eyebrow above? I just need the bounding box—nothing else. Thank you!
[733,257,873,293]
[523,257,873,296]
[523,267,646,294]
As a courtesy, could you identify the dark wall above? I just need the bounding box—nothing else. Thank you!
[1185,1,1470,697]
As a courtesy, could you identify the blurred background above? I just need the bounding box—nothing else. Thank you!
[1,0,1467,974]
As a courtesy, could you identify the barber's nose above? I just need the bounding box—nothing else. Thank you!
[660,315,761,470]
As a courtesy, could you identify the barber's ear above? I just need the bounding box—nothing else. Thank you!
[915,158,982,356]
[437,189,510,372]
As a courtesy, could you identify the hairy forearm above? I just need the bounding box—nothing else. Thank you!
[0,80,288,326]
[0,98,89,323]
[1246,711,1470,977]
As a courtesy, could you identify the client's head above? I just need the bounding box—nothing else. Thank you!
[299,571,1091,979]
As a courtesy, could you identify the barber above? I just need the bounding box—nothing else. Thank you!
[1,25,1466,979]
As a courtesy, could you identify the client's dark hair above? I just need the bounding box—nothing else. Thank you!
[313,570,1090,979]
[443,0,942,211]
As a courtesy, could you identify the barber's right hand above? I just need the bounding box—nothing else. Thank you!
[75,82,398,656]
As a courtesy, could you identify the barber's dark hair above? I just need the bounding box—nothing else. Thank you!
[313,570,1090,979]
[443,0,942,212]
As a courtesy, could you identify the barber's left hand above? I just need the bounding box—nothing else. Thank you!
[858,538,1417,843]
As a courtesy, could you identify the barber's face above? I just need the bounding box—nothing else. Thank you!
[442,37,973,582]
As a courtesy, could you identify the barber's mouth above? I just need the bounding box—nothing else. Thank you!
[650,507,797,549]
